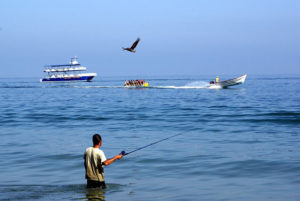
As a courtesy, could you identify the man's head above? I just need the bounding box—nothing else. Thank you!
[93,134,102,146]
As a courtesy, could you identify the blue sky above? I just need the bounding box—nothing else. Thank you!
[0,0,299,77]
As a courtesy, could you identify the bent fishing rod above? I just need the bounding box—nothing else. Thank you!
[120,132,184,156]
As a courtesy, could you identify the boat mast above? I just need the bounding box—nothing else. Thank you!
[70,56,79,65]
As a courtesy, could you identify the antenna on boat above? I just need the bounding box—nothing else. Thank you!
[70,56,79,65]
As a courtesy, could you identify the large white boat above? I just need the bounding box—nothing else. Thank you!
[40,57,97,82]
[209,74,247,88]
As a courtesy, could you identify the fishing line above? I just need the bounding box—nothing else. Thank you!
[121,132,185,156]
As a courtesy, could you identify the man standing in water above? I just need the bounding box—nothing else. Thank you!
[84,134,123,189]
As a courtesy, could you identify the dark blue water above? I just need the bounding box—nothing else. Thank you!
[0,75,299,201]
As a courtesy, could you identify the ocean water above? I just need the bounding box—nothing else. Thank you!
[0,75,299,201]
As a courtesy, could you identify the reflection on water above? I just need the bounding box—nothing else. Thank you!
[0,184,129,200]
[85,187,105,201]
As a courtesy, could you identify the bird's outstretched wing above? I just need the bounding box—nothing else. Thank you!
[130,38,140,49]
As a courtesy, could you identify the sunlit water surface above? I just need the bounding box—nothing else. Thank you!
[0,75,299,201]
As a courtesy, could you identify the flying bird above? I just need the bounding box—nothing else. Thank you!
[122,38,140,53]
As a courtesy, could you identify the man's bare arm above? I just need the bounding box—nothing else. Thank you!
[103,154,123,166]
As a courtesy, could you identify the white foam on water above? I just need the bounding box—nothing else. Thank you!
[208,85,222,89]
[69,81,222,89]
[152,81,210,89]
[72,86,124,88]
[184,81,210,88]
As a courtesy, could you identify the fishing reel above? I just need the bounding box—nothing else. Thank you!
[120,151,126,155]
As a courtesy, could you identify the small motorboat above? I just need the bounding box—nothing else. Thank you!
[124,80,149,88]
[209,74,247,88]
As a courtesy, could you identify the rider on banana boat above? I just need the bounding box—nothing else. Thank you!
[124,80,145,86]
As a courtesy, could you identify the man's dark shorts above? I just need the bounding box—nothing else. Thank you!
[87,180,106,189]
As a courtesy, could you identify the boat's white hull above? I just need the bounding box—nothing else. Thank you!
[210,74,247,88]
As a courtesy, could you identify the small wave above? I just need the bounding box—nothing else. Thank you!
[150,80,211,89]
[72,86,123,88]
[261,111,300,117]
[0,86,42,88]
[185,81,210,87]
[152,85,207,89]
[0,80,216,89]
[72,85,210,89]
[242,118,300,124]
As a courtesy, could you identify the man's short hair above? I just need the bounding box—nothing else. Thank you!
[93,134,102,145]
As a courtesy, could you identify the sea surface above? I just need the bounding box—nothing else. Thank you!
[0,75,299,201]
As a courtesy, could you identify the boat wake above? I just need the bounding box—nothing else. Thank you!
[72,86,124,88]
[150,81,213,89]
[70,81,221,89]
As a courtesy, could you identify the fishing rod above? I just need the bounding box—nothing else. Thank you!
[120,132,184,156]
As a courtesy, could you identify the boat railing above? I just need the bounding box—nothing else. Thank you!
[44,66,87,73]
